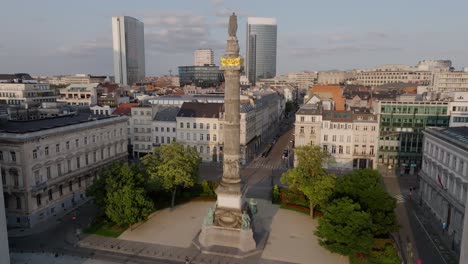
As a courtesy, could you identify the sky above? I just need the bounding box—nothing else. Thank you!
[1,0,468,76]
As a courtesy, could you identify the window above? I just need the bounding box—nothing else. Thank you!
[300,116,305,122]
[311,127,315,134]
[56,144,60,153]
[48,189,53,201]
[200,146,203,153]
[214,124,217,129]
[339,145,343,154]
[332,145,336,154]
[371,126,376,131]
[155,136,159,143]
[0,151,3,161]
[16,197,21,209]
[10,151,15,162]
[66,141,70,150]
[75,139,79,147]
[34,170,41,184]
[193,123,197,129]
[166,127,169,132]
[67,159,72,172]
[207,134,210,141]
[1,169,5,185]
[324,135,328,142]
[346,146,350,154]
[76,157,81,169]
[45,147,49,156]
[187,133,191,140]
[354,145,358,154]
[339,135,344,142]
[85,154,89,165]
[213,134,217,141]
[370,146,375,155]
[101,148,104,159]
[187,122,190,129]
[323,145,328,152]
[69,181,73,191]
[33,150,37,159]
[173,137,176,142]
[355,125,359,131]
[57,163,62,176]
[362,145,366,155]
[332,135,336,142]
[108,147,111,157]
[180,122,184,128]
[46,166,51,179]
[161,137,165,144]
[36,194,41,206]
[200,123,204,129]
[78,177,82,188]
[207,146,210,154]
[207,123,210,129]
[59,185,63,196]
[363,126,368,131]
[167,137,170,143]
[200,134,204,140]
[300,126,304,134]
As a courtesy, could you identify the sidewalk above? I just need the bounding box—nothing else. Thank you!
[8,199,93,238]
[410,195,459,264]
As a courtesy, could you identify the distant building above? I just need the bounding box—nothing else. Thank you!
[153,107,179,148]
[178,65,224,88]
[194,49,214,66]
[112,16,145,86]
[309,85,345,111]
[287,71,317,89]
[57,83,99,106]
[356,64,433,86]
[447,92,468,127]
[0,114,128,228]
[0,74,57,107]
[317,71,355,85]
[374,101,449,174]
[432,68,468,93]
[420,127,468,254]
[246,17,278,84]
[61,74,108,85]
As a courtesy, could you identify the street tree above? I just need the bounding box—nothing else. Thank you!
[335,169,398,235]
[315,197,375,256]
[142,142,201,208]
[281,145,336,216]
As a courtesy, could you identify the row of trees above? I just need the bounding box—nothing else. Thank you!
[281,145,399,262]
[87,142,201,228]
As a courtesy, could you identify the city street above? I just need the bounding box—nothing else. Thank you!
[380,167,459,264]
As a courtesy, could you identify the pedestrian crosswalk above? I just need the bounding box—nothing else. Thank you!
[244,162,287,171]
[394,194,406,204]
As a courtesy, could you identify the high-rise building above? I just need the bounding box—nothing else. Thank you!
[194,49,214,66]
[112,16,145,86]
[246,17,277,84]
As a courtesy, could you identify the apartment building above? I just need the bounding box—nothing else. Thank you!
[0,80,57,107]
[419,127,468,253]
[432,68,468,93]
[57,83,99,106]
[0,114,128,228]
[153,107,179,147]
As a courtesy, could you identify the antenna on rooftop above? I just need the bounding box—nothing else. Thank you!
[169,69,172,76]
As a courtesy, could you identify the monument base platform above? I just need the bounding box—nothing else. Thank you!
[193,225,269,259]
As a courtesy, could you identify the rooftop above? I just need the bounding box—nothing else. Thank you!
[322,110,353,122]
[297,104,321,115]
[0,113,117,134]
[113,102,140,116]
[177,102,223,118]
[154,107,180,122]
[425,127,468,151]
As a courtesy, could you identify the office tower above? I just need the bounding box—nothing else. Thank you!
[246,17,277,84]
[194,49,214,66]
[112,16,145,86]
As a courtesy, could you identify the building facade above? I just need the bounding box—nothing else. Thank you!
[356,64,432,86]
[112,16,145,86]
[375,101,449,175]
[0,114,128,228]
[419,127,468,253]
[61,74,108,85]
[0,173,10,264]
[246,17,277,84]
[317,71,355,85]
[0,82,57,107]
[194,49,214,66]
[432,68,468,93]
[153,107,179,148]
[57,83,98,106]
[178,66,224,88]
[177,102,224,162]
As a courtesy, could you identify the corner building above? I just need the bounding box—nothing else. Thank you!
[0,114,128,228]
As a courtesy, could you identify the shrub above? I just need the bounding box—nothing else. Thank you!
[272,185,281,204]
[282,187,309,207]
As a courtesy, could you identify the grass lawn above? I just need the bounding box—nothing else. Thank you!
[84,221,126,238]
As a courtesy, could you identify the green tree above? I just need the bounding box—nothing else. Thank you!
[142,142,201,208]
[285,100,295,113]
[281,145,336,216]
[315,197,375,256]
[87,162,127,211]
[335,169,398,235]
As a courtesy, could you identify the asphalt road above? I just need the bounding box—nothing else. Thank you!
[380,170,458,264]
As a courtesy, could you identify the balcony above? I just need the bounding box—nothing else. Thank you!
[31,181,48,192]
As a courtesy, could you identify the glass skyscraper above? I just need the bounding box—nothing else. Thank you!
[246,17,277,84]
[112,16,145,86]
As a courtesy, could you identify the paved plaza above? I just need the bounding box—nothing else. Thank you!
[112,200,347,264]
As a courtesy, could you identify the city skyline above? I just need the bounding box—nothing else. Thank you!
[0,0,468,76]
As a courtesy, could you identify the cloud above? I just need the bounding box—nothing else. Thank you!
[56,37,111,58]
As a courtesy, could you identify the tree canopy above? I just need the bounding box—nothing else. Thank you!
[315,197,375,256]
[335,169,398,235]
[142,142,201,207]
[281,145,336,216]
